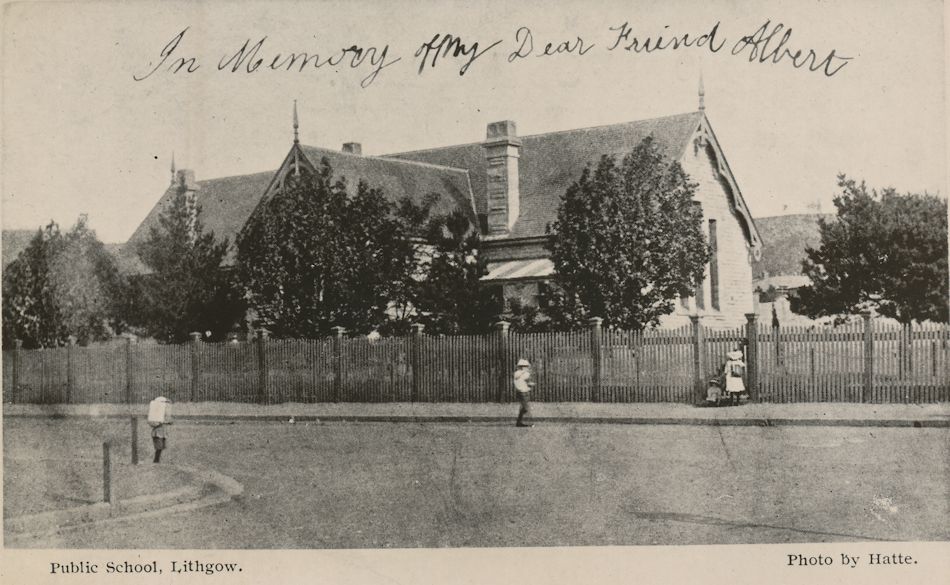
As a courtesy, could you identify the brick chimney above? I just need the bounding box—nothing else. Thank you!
[342,142,362,155]
[176,169,199,244]
[482,121,522,235]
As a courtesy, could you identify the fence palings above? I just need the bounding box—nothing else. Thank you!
[3,319,949,405]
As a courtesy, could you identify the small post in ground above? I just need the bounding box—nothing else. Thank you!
[102,441,114,505]
[130,416,139,465]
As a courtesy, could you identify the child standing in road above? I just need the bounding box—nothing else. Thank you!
[724,349,746,406]
[148,396,173,463]
[513,358,535,427]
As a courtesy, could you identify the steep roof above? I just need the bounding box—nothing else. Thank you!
[386,112,704,238]
[296,146,476,221]
[125,170,276,266]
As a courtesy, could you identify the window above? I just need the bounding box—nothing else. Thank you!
[709,219,719,310]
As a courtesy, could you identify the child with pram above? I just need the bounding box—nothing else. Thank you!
[706,346,747,406]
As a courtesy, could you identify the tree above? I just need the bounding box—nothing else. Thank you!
[237,160,432,337]
[132,189,243,342]
[2,217,121,348]
[413,210,497,335]
[792,175,948,324]
[545,136,710,330]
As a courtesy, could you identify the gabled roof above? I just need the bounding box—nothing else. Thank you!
[125,170,276,269]
[386,112,704,239]
[295,145,476,221]
[124,145,478,272]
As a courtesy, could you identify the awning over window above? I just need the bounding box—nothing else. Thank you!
[480,258,554,282]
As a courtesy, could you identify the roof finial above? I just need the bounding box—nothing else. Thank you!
[293,100,299,144]
[170,151,176,185]
[698,72,705,112]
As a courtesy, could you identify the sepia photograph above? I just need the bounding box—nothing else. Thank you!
[1,0,948,582]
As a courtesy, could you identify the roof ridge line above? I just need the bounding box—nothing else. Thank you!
[300,144,472,174]
[384,110,701,156]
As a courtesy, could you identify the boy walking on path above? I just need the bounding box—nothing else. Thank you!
[147,396,173,463]
[513,358,535,427]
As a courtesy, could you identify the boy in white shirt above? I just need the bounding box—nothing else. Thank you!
[513,359,535,427]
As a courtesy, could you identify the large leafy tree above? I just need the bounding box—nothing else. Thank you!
[2,217,121,348]
[237,160,432,337]
[545,136,710,330]
[132,189,243,342]
[792,175,948,324]
[413,210,496,335]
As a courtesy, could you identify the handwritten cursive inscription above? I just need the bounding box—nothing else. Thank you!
[133,28,200,81]
[606,22,725,53]
[414,33,502,76]
[507,27,595,61]
[217,36,400,88]
[133,20,856,87]
[731,20,852,77]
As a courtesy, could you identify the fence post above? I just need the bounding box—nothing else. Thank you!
[862,312,873,403]
[66,335,76,404]
[745,313,759,402]
[494,321,511,404]
[588,317,603,403]
[131,414,139,465]
[410,323,425,403]
[331,326,345,403]
[256,329,269,404]
[189,332,202,402]
[12,339,22,404]
[102,441,114,505]
[772,322,782,371]
[690,316,704,402]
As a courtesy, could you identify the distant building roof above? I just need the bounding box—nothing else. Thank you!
[752,213,831,279]
[386,112,703,239]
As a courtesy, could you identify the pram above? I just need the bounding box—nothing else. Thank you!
[704,371,728,406]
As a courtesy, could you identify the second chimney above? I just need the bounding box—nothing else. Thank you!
[342,142,362,155]
[482,121,522,235]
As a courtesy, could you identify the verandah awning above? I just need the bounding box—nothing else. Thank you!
[480,258,554,282]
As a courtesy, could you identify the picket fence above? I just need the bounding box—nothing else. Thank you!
[3,316,948,405]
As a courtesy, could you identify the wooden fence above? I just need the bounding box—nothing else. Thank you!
[3,315,948,405]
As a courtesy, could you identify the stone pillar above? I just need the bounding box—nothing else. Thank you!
[256,329,270,404]
[588,317,603,403]
[690,315,704,402]
[861,312,873,403]
[745,313,759,402]
[410,324,425,403]
[189,332,202,402]
[331,327,345,403]
[494,321,511,403]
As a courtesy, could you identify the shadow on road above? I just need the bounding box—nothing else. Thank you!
[629,510,892,542]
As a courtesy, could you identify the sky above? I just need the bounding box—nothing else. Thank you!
[1,0,946,244]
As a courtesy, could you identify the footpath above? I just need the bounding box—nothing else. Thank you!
[5,401,950,427]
